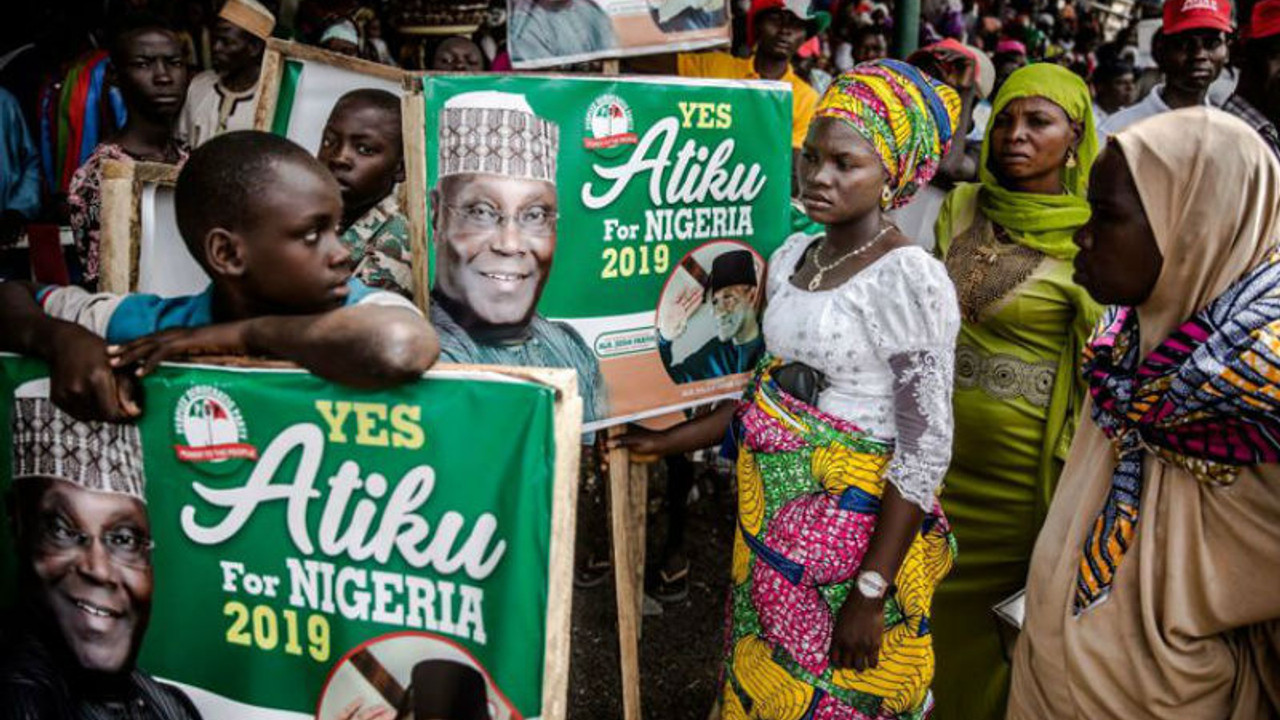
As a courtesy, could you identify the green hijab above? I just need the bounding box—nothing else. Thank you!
[978,63,1098,260]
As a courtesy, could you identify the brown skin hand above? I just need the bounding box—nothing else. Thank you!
[1073,147,1164,306]
[988,96,1081,196]
[0,159,438,422]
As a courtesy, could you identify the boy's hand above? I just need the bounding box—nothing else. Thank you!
[49,324,142,422]
[108,322,251,378]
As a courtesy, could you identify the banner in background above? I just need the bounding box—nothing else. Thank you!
[421,73,792,431]
[507,0,731,69]
[0,357,574,720]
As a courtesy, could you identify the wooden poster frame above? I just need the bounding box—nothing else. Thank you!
[253,39,429,311]
[98,158,181,295]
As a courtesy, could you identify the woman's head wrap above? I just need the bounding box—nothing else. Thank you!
[813,59,961,209]
[976,62,1098,260]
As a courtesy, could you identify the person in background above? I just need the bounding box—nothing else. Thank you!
[930,63,1101,720]
[432,36,487,72]
[1091,56,1138,124]
[177,0,274,149]
[353,7,396,66]
[1100,0,1231,136]
[834,23,889,72]
[1223,0,1280,159]
[1010,107,1280,720]
[69,16,190,291]
[991,39,1029,95]
[318,89,411,298]
[319,19,361,57]
[615,60,962,720]
[894,39,988,251]
[0,86,39,246]
[636,0,828,155]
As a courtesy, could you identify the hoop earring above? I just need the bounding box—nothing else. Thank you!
[881,186,893,206]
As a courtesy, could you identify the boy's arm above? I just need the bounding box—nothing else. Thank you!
[111,303,441,389]
[0,282,141,421]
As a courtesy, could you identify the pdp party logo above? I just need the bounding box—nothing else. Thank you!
[583,93,638,156]
[172,385,257,469]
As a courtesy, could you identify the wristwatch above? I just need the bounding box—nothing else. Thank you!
[856,570,891,600]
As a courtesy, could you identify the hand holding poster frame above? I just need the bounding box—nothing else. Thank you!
[0,357,581,720]
[507,0,732,69]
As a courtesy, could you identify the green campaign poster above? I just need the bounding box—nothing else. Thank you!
[420,74,792,431]
[0,356,580,720]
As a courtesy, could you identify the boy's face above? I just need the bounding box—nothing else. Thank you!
[115,29,188,121]
[318,101,403,217]
[237,160,354,313]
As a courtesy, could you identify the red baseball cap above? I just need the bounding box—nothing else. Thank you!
[1250,0,1280,39]
[1162,0,1233,35]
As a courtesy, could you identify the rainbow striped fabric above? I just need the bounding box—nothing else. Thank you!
[1075,249,1280,614]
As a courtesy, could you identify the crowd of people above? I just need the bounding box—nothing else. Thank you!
[1,0,1280,718]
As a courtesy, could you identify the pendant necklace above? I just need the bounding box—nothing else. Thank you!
[808,224,893,291]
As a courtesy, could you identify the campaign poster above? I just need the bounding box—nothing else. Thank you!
[0,356,579,720]
[419,74,792,432]
[507,0,731,69]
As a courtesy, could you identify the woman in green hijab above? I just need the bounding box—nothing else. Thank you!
[930,63,1102,720]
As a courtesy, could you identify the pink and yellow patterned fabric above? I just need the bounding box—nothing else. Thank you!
[1075,248,1280,613]
[722,358,956,719]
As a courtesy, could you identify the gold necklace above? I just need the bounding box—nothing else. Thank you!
[808,224,893,291]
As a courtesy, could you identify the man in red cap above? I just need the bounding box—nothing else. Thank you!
[1223,0,1280,159]
[1099,0,1232,137]
[629,0,830,153]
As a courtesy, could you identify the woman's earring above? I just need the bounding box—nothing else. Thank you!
[881,185,893,205]
[1065,148,1078,169]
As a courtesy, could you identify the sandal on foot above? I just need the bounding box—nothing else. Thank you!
[574,555,612,589]
[652,562,690,603]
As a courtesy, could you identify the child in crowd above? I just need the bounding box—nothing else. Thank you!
[318,89,413,298]
[0,131,438,422]
[69,16,191,290]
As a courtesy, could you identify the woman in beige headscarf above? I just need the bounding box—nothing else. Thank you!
[1008,107,1280,719]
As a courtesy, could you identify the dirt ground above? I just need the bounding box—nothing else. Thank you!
[567,458,736,720]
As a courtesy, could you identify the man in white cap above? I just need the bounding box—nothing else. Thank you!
[177,0,275,148]
[428,91,606,426]
[0,382,203,719]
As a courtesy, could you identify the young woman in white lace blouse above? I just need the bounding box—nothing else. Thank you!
[615,61,962,717]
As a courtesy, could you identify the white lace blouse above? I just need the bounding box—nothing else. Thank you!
[762,232,961,511]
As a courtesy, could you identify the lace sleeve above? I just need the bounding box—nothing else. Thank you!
[885,349,955,512]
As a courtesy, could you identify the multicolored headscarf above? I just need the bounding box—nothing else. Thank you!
[1074,251,1280,614]
[813,59,961,209]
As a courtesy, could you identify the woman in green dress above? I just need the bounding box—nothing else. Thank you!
[929,63,1101,720]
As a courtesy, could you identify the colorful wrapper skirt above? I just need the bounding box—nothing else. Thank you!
[721,361,957,720]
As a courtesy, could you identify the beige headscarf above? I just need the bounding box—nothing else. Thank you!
[1115,107,1280,355]
[1009,108,1280,720]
